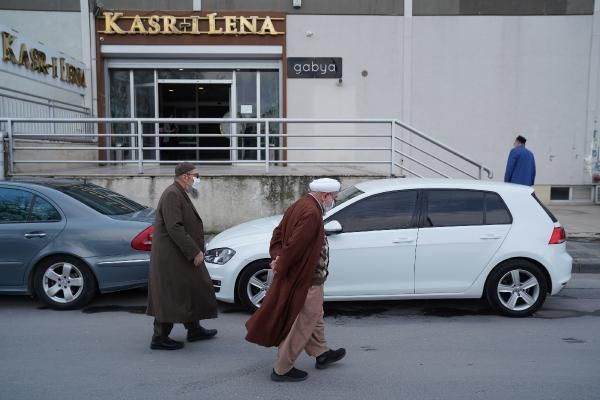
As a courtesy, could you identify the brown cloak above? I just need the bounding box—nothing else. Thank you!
[146,183,218,323]
[245,194,325,347]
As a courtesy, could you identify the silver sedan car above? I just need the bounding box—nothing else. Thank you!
[0,180,154,309]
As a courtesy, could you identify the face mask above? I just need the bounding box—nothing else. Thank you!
[191,177,201,190]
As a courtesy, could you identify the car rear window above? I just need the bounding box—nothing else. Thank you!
[485,192,512,225]
[425,190,484,227]
[55,184,146,216]
[423,190,512,227]
[531,193,558,223]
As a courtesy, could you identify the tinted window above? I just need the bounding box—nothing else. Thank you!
[29,196,61,222]
[425,190,484,227]
[0,188,33,223]
[55,184,146,216]
[330,190,417,233]
[485,193,512,225]
[334,186,364,208]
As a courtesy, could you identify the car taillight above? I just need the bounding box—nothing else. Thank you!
[549,227,566,244]
[132,226,153,251]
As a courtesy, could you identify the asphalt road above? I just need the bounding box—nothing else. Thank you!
[1,274,599,400]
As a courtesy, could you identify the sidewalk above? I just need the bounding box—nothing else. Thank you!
[549,205,600,273]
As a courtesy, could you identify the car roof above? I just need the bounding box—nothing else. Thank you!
[353,178,534,195]
[2,178,89,190]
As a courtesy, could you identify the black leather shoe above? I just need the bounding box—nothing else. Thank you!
[270,368,308,382]
[150,337,184,350]
[315,348,346,369]
[187,326,218,342]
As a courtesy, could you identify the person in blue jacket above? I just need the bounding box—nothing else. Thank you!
[504,135,536,186]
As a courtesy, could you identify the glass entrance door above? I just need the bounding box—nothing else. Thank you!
[158,81,231,162]
[107,66,281,164]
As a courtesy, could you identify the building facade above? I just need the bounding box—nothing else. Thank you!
[1,0,600,202]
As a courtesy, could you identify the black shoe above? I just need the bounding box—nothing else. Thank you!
[187,326,218,342]
[315,348,346,369]
[270,368,308,382]
[150,337,184,350]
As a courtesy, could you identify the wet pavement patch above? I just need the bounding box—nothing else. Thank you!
[360,345,376,351]
[534,309,600,319]
[325,305,389,318]
[420,307,494,317]
[82,305,146,314]
[562,337,586,344]
[324,299,493,318]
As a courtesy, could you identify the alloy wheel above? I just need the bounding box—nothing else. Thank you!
[246,268,272,309]
[42,262,85,304]
[496,269,540,312]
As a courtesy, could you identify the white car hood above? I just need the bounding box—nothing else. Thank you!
[207,215,283,249]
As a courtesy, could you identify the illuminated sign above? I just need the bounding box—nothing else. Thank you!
[99,12,284,36]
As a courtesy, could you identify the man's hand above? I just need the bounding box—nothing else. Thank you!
[194,251,204,267]
[270,256,280,274]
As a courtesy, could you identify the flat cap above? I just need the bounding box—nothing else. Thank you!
[175,162,196,177]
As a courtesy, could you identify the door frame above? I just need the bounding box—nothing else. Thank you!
[156,79,233,162]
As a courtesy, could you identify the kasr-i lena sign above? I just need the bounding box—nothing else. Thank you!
[0,24,86,94]
[99,12,284,35]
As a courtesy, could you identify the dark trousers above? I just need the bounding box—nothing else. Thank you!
[153,319,200,340]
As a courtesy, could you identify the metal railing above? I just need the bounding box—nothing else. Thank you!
[0,87,92,142]
[0,117,494,179]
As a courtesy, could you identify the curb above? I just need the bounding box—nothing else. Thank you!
[572,262,600,274]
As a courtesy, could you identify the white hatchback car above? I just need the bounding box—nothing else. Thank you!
[205,179,572,317]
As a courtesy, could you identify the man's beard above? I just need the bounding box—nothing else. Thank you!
[186,186,199,199]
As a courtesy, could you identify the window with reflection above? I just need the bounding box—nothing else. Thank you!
[330,190,418,233]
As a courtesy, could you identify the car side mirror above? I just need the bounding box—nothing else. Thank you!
[324,220,343,235]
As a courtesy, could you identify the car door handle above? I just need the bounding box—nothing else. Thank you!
[24,232,47,239]
[393,237,414,244]
[480,234,501,240]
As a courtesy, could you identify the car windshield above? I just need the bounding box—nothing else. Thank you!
[55,184,147,216]
[334,186,364,208]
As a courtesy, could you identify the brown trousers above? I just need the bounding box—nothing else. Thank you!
[274,285,329,375]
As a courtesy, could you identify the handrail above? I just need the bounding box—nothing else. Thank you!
[394,120,493,179]
[0,117,495,179]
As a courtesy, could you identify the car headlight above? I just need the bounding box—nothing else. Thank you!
[205,248,236,265]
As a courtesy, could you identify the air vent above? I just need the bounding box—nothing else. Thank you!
[550,187,570,201]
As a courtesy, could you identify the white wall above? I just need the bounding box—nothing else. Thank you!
[286,15,594,185]
[411,16,593,185]
[0,10,86,107]
[286,16,402,174]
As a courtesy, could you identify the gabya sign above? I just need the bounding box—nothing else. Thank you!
[287,58,342,79]
[0,24,86,94]
[99,12,284,36]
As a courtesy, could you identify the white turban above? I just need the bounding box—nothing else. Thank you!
[309,178,341,193]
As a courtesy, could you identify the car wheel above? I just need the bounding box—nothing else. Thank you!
[33,256,97,310]
[485,260,548,317]
[237,260,272,312]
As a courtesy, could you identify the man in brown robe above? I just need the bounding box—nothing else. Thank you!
[146,162,218,350]
[246,178,346,381]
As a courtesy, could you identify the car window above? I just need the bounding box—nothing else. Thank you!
[0,188,33,223]
[425,190,484,227]
[54,184,146,216]
[485,193,512,225]
[334,186,364,208]
[329,190,418,233]
[29,196,62,222]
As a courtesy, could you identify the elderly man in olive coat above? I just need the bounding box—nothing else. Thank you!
[146,162,218,350]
